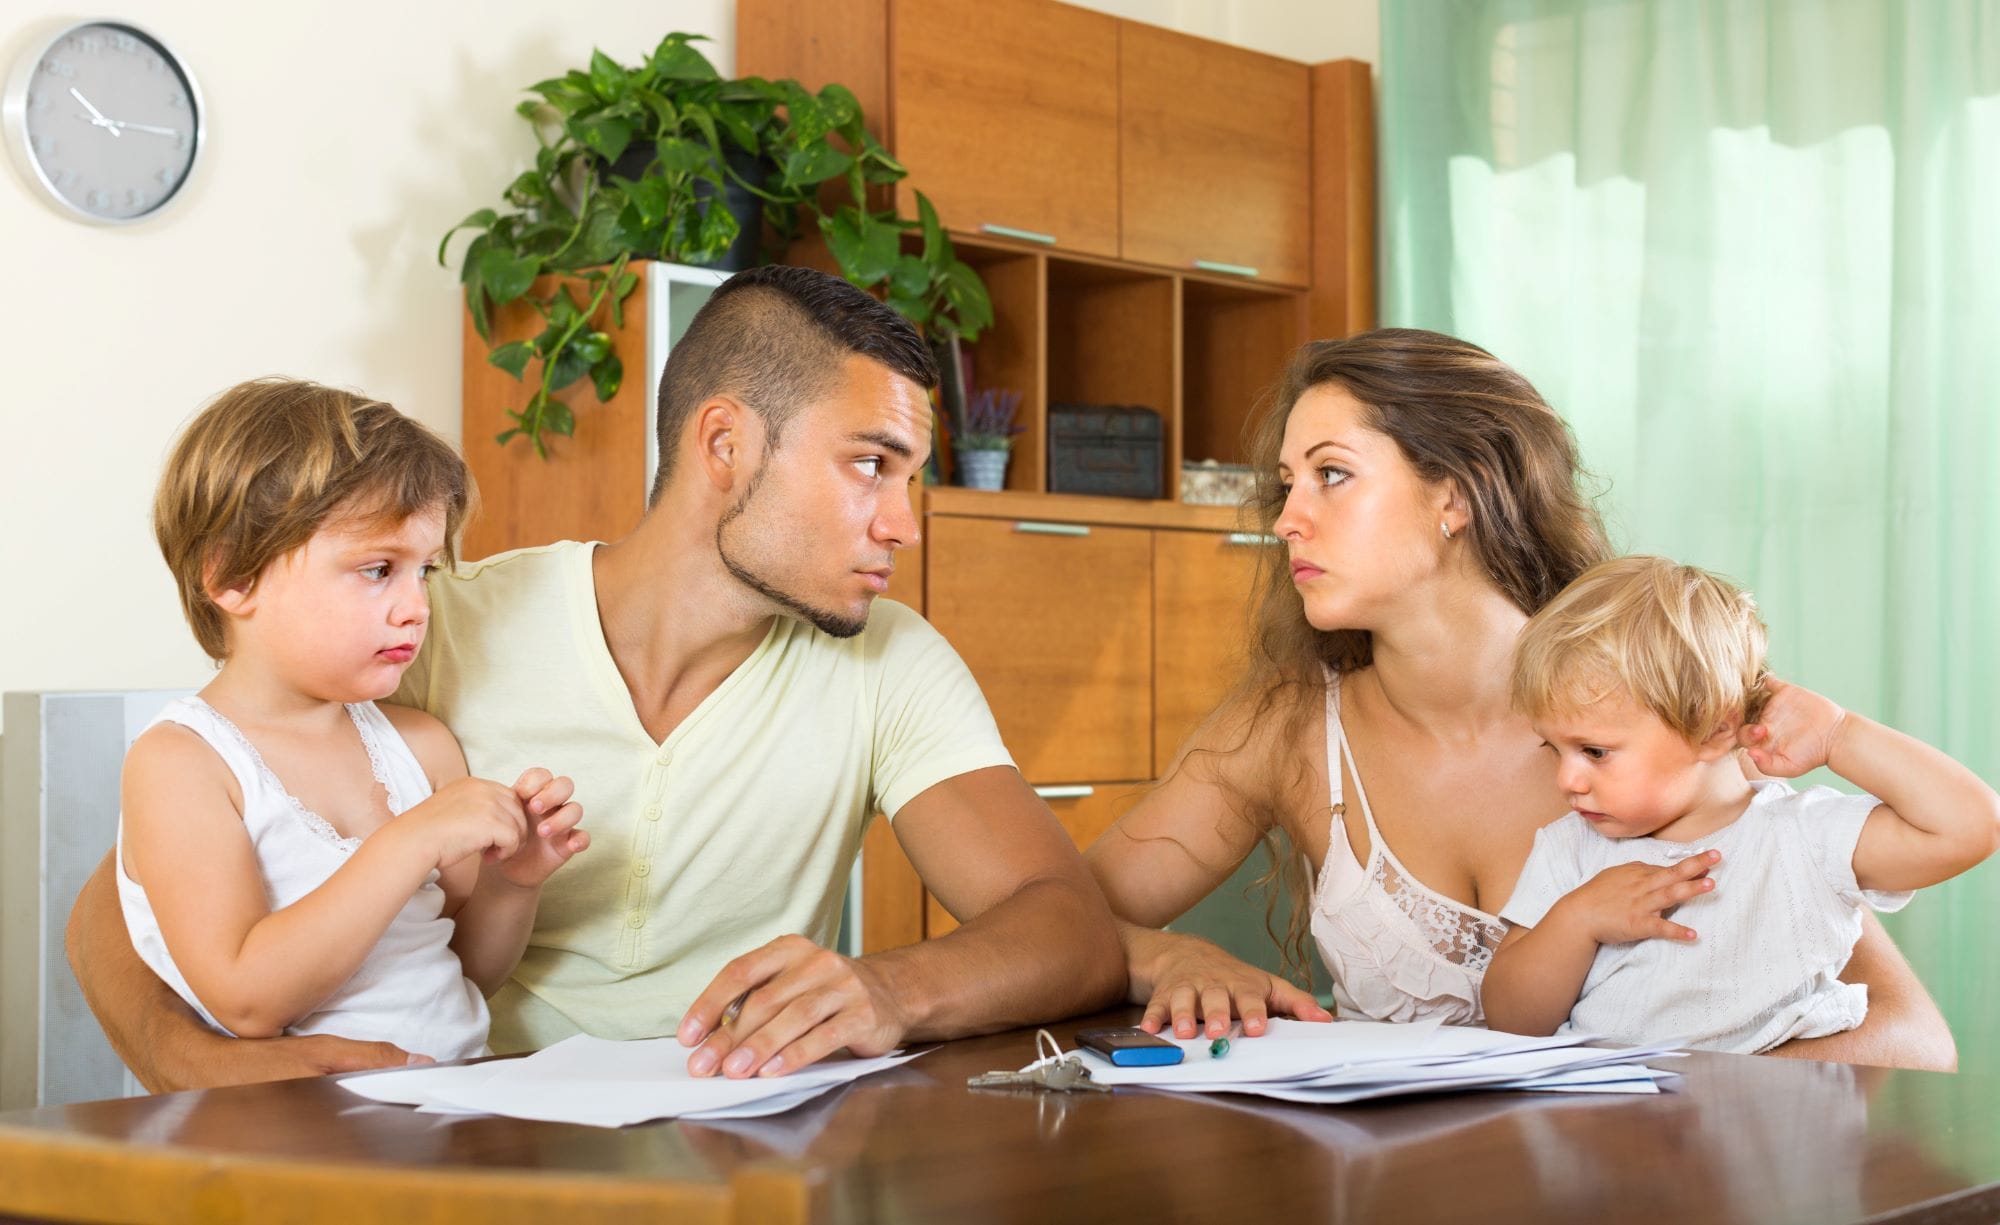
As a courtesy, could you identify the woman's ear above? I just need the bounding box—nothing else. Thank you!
[1437,478,1471,539]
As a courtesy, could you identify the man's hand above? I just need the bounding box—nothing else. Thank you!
[677,935,910,1078]
[1553,850,1722,945]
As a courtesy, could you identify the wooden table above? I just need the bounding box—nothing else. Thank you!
[2,1010,1996,1225]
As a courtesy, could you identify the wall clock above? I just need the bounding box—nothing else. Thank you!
[3,20,204,224]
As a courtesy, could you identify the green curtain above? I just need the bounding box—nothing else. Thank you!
[1383,0,1999,1140]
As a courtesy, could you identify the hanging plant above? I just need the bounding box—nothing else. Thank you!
[439,33,992,457]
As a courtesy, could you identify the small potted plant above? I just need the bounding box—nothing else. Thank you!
[953,388,1023,490]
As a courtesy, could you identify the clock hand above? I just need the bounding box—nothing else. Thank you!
[105,119,181,138]
[68,86,122,136]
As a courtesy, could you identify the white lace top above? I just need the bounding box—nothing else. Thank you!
[115,697,489,1061]
[1310,671,1507,1025]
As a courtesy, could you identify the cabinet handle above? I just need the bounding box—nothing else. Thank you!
[1013,521,1091,537]
[1193,259,1260,279]
[1034,785,1096,800]
[1226,532,1280,547]
[981,223,1057,245]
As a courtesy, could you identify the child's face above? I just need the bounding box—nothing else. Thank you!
[1534,693,1729,839]
[222,505,446,702]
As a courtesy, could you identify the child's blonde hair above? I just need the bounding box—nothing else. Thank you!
[1511,555,1771,744]
[154,378,473,660]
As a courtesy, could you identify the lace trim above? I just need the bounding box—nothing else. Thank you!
[187,698,382,855]
[1375,855,1504,973]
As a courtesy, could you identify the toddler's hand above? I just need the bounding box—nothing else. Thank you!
[1554,851,1720,945]
[399,777,528,871]
[1740,678,1846,778]
[492,767,589,889]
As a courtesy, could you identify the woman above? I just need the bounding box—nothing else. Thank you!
[1085,329,1954,1069]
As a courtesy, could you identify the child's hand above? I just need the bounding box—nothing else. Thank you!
[491,768,589,889]
[1551,851,1720,945]
[1740,677,1847,778]
[398,777,529,871]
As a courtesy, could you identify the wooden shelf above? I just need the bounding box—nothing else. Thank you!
[925,486,1252,533]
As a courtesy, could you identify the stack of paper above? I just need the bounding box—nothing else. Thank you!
[340,1033,923,1127]
[1080,1018,1681,1104]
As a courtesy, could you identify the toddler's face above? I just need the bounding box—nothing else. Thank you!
[1534,693,1720,840]
[230,504,446,702]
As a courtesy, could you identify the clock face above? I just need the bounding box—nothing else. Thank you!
[7,22,201,223]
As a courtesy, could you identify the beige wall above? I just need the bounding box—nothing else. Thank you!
[0,1,1374,728]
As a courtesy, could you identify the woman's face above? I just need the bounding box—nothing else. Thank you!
[1273,383,1453,634]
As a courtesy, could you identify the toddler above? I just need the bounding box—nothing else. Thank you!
[117,378,588,1063]
[1483,555,1998,1053]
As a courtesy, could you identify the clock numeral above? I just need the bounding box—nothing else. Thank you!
[145,52,164,72]
[89,189,111,211]
[175,131,192,151]
[113,33,141,54]
[27,92,48,112]
[29,135,55,158]
[168,94,186,110]
[156,167,176,187]
[53,168,76,188]
[126,188,148,210]
[41,58,78,80]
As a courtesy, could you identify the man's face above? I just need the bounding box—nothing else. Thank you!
[716,354,931,637]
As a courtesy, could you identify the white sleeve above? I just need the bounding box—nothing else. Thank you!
[1498,817,1591,930]
[1799,784,1913,913]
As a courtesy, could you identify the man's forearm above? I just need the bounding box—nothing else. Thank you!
[865,874,1124,1043]
[66,853,212,1092]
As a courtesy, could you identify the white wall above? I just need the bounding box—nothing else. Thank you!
[0,1,1374,729]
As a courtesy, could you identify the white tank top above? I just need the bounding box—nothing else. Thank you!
[116,697,489,1061]
[1310,670,1507,1026]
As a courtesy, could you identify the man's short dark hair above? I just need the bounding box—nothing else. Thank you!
[651,264,940,501]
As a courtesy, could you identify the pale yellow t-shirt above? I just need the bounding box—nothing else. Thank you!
[395,541,1013,1053]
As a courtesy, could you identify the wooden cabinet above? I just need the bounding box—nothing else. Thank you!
[1152,529,1273,772]
[890,0,1121,257]
[1118,23,1312,286]
[926,514,1153,783]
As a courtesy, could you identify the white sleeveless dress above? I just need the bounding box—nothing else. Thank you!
[1310,671,1508,1025]
[116,697,489,1061]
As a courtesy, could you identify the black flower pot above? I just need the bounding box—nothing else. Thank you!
[606,142,768,271]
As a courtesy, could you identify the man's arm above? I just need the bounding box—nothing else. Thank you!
[65,852,415,1092]
[1765,910,1956,1071]
[678,765,1125,1077]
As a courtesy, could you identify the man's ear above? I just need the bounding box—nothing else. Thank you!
[693,396,754,493]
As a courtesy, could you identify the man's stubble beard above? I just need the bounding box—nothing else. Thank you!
[714,462,871,639]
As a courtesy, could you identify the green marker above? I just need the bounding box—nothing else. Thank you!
[1208,1035,1230,1059]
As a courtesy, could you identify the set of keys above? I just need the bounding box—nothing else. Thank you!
[966,1030,1111,1093]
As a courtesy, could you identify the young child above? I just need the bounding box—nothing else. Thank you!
[1483,555,1999,1053]
[117,378,589,1063]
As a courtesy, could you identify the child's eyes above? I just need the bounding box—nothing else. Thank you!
[419,563,439,581]
[1582,746,1609,761]
[360,563,390,581]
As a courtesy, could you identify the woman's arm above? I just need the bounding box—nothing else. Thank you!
[1765,911,1956,1071]
[1086,694,1332,1037]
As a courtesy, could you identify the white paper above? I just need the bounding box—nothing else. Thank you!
[339,1034,925,1127]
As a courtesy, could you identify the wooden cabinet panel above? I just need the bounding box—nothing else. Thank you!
[891,0,1121,257]
[926,515,1152,783]
[1119,22,1312,286]
[927,782,1147,937]
[1152,529,1273,774]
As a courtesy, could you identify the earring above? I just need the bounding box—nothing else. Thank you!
[1440,522,1453,540]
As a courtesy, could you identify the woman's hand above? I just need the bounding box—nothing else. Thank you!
[1125,925,1332,1039]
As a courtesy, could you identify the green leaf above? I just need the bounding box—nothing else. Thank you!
[650,34,719,81]
[477,248,541,305]
[571,115,635,164]
[495,426,521,447]
[589,49,627,101]
[782,143,854,187]
[548,343,593,393]
[572,330,611,365]
[887,291,932,326]
[916,192,945,264]
[890,253,930,300]
[436,208,497,266]
[487,340,536,380]
[466,282,492,341]
[818,83,860,133]
[654,137,714,177]
[544,399,577,436]
[590,352,624,402]
[621,175,673,225]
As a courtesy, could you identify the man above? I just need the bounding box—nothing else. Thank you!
[67,264,1125,1088]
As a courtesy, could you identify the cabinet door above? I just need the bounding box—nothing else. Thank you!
[927,782,1145,937]
[890,0,1120,257]
[1152,529,1275,774]
[926,515,1152,783]
[1118,23,1311,286]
